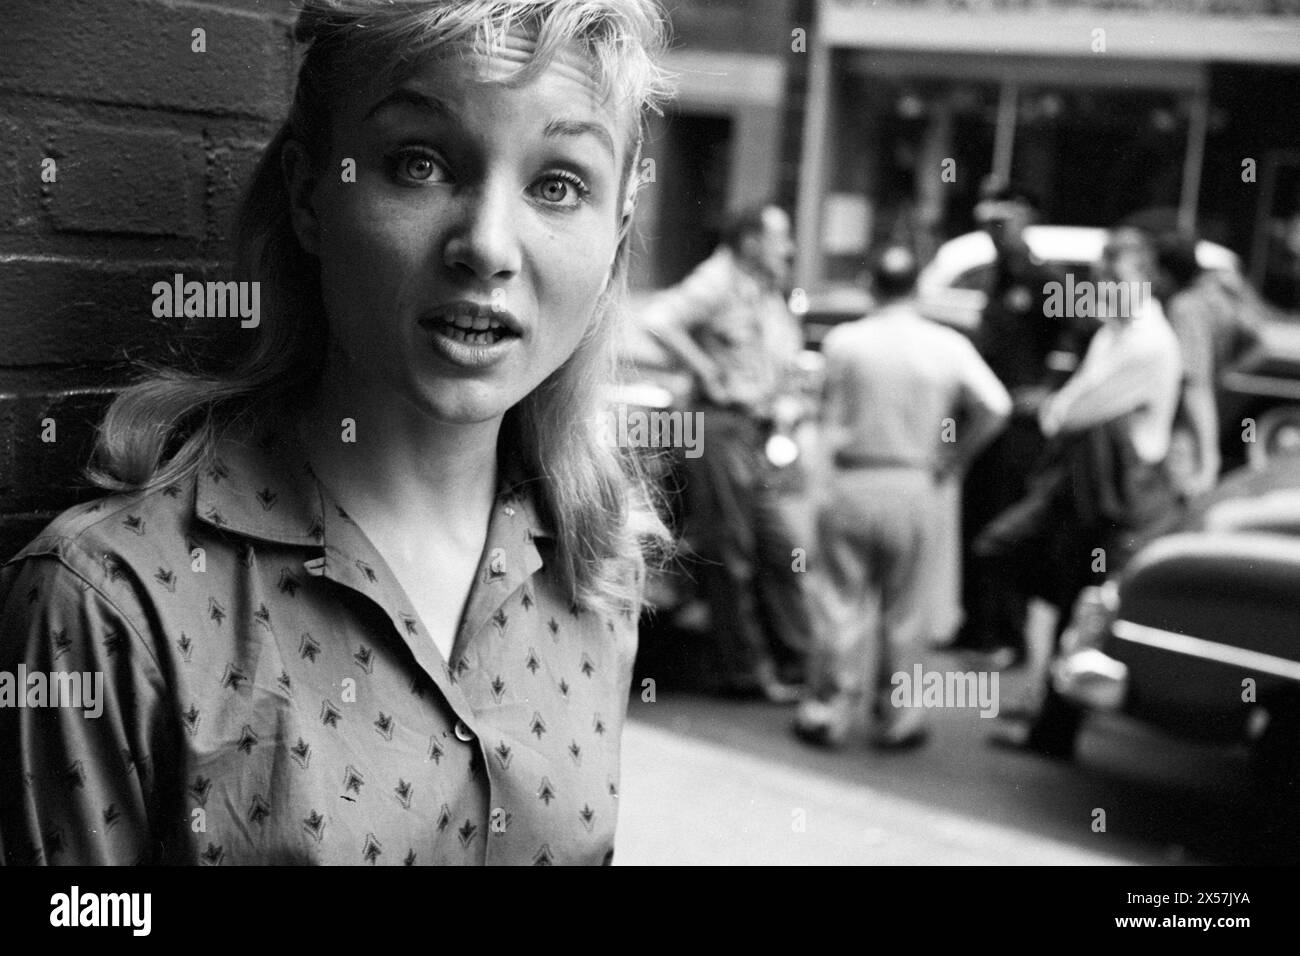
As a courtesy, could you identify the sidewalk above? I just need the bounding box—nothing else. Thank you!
[614,718,1132,866]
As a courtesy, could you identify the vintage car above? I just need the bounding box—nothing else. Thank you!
[1220,317,1300,469]
[1050,456,1300,794]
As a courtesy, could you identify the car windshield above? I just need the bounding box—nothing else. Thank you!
[951,257,1100,293]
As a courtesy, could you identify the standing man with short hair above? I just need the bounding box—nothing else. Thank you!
[794,246,1011,749]
[640,202,813,700]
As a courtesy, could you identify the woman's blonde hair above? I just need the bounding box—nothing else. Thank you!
[90,0,675,617]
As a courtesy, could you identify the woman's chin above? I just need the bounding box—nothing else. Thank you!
[406,384,517,429]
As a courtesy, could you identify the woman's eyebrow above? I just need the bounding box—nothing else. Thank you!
[362,87,615,161]
[543,118,614,161]
[363,87,453,122]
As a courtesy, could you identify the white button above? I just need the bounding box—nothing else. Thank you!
[454,720,475,743]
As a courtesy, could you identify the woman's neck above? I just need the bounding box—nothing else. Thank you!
[291,357,502,552]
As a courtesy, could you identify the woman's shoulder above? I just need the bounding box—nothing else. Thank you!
[5,479,196,578]
[4,411,299,585]
[0,473,206,647]
[0,480,207,684]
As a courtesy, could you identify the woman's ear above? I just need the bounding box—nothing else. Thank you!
[282,139,321,256]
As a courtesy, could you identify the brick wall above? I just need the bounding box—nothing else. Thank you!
[0,0,295,562]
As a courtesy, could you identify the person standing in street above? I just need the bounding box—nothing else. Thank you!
[794,246,1011,749]
[1156,231,1264,500]
[955,183,1084,667]
[984,227,1184,757]
[640,203,814,700]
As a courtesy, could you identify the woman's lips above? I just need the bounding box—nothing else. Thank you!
[418,303,522,368]
[421,300,523,334]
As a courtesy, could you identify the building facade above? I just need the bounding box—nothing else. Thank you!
[629,0,797,290]
[787,1,1300,307]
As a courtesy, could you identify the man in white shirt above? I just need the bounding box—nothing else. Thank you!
[982,227,1184,757]
[794,247,1010,749]
[1037,230,1182,464]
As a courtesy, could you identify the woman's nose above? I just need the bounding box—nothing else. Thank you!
[442,181,522,280]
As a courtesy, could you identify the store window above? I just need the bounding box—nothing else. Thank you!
[1253,150,1300,312]
[1012,86,1189,229]
[822,72,1002,282]
[825,64,1199,275]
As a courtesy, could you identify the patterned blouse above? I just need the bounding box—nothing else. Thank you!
[0,420,637,865]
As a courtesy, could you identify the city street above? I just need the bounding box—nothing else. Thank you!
[617,646,1299,866]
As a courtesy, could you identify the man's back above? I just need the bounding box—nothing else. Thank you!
[822,303,1010,470]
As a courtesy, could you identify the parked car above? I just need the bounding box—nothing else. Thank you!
[1220,317,1300,470]
[1050,455,1300,794]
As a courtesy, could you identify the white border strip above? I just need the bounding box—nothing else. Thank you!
[1112,619,1300,682]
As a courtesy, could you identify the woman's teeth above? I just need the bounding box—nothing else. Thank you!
[441,313,507,345]
[448,313,501,331]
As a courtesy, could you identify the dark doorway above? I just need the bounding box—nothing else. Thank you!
[651,111,734,288]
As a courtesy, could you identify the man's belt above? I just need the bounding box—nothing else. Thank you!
[832,451,930,471]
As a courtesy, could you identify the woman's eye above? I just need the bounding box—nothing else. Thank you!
[534,173,588,207]
[391,149,445,184]
[405,156,435,180]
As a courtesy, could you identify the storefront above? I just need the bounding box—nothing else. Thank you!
[793,1,1300,308]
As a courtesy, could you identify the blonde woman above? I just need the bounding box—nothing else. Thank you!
[0,0,672,866]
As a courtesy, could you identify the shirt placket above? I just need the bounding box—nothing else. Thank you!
[303,486,548,865]
[448,494,548,865]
